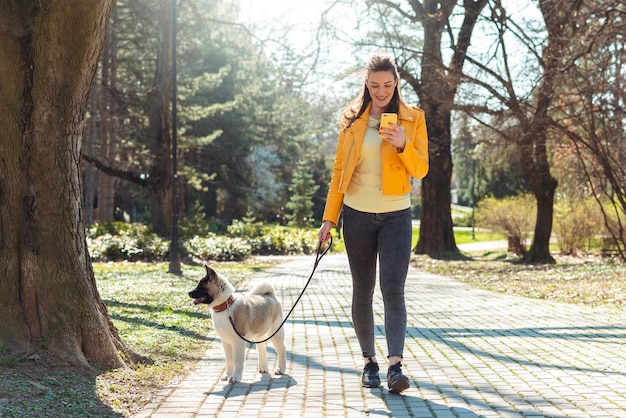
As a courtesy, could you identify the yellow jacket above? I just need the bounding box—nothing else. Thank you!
[322,103,429,225]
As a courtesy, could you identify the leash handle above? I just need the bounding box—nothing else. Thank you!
[229,235,333,345]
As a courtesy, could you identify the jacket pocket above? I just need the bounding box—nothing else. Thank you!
[383,162,410,194]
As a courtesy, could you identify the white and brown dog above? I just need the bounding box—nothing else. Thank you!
[189,265,286,383]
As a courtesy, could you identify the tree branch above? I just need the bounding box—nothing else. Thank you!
[82,154,149,187]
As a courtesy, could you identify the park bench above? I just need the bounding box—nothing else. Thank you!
[600,236,622,257]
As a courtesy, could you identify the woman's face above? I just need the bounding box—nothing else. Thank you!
[366,70,397,111]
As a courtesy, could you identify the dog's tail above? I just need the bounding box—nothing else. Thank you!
[247,282,276,296]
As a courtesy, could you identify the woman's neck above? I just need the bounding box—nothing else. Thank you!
[369,105,385,119]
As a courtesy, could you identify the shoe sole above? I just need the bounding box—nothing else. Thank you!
[388,376,410,393]
[362,380,381,388]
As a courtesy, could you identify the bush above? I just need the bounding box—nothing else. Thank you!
[227,218,264,238]
[246,227,319,255]
[553,196,604,255]
[86,220,320,262]
[185,235,252,261]
[475,194,535,255]
[87,222,169,261]
[227,219,319,255]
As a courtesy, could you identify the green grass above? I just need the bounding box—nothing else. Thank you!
[330,225,505,251]
[452,228,505,244]
[410,226,504,247]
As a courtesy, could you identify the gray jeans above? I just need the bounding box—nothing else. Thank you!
[342,205,412,359]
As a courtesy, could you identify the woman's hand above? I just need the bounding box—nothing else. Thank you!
[318,220,333,242]
[379,123,406,151]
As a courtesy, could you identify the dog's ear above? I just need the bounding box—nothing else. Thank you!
[204,264,217,279]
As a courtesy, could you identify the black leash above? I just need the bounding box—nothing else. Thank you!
[228,235,332,345]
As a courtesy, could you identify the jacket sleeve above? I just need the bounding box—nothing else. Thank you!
[322,130,346,225]
[398,108,429,180]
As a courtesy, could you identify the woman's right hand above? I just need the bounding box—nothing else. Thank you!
[318,220,333,243]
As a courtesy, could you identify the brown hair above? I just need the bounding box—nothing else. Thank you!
[340,53,405,129]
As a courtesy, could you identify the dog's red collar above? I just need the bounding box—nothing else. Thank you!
[212,295,234,313]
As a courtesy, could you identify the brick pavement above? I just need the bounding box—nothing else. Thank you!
[135,253,626,418]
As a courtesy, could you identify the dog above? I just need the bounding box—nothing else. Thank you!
[188,265,286,383]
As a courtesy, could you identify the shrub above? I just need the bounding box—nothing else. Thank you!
[246,227,319,255]
[87,222,169,261]
[553,196,604,255]
[185,235,252,261]
[227,218,264,238]
[475,194,535,255]
[227,218,319,255]
[86,220,320,262]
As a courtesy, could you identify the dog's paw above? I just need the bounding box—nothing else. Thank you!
[229,374,241,383]
[274,367,284,375]
[258,364,269,373]
[220,374,229,381]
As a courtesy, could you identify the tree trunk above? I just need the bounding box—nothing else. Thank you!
[517,0,581,264]
[406,0,488,256]
[84,84,99,225]
[96,13,119,223]
[0,0,147,369]
[148,0,173,237]
[519,127,557,263]
[415,100,458,255]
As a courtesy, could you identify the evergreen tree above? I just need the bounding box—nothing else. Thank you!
[286,162,319,227]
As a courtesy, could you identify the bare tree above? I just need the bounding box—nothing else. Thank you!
[0,0,147,368]
[451,0,588,263]
[554,1,626,259]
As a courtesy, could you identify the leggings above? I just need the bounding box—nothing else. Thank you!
[342,205,412,358]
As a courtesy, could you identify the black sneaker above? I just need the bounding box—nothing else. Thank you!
[387,363,410,393]
[361,361,381,388]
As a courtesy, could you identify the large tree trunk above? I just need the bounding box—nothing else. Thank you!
[404,0,488,256]
[84,84,99,225]
[416,100,458,254]
[0,0,147,369]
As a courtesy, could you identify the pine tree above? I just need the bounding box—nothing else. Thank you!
[286,162,319,227]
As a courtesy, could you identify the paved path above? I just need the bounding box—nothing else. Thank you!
[136,254,626,417]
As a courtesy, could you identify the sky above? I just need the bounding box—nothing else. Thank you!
[238,0,342,47]
[237,0,363,95]
[236,0,544,104]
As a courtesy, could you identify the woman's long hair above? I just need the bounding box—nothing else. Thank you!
[340,54,405,130]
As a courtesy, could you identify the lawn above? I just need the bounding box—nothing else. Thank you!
[331,225,504,251]
[411,226,504,247]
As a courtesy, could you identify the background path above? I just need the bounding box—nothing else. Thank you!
[136,253,626,417]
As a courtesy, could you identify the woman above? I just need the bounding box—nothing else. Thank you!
[318,54,428,393]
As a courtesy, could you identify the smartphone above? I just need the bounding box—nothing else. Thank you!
[380,113,398,130]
